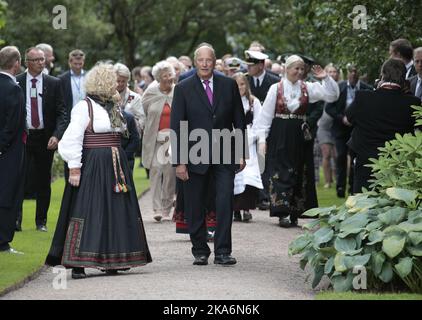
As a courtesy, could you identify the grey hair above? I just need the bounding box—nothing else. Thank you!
[152,60,175,82]
[0,46,21,70]
[193,43,216,62]
[414,47,422,56]
[114,62,131,80]
[36,43,53,53]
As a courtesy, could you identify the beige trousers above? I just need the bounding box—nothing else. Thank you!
[149,140,175,216]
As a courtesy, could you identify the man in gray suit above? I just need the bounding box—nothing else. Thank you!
[409,47,422,100]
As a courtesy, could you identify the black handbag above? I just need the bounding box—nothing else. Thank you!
[301,122,313,141]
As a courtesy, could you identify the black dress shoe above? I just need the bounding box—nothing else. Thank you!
[72,268,86,279]
[193,255,208,265]
[258,201,270,211]
[233,211,242,222]
[15,222,22,232]
[242,211,252,222]
[214,254,237,265]
[36,225,48,232]
[290,218,299,228]
[279,217,291,228]
[336,188,345,198]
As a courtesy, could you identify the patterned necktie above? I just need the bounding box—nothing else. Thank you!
[30,78,40,128]
[203,79,213,105]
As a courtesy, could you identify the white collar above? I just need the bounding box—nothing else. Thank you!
[254,70,266,83]
[70,69,85,77]
[0,71,17,83]
[28,72,43,82]
[284,77,300,87]
[201,75,214,83]
[406,60,414,70]
[347,80,360,89]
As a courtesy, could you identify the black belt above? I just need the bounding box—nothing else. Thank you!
[29,129,46,134]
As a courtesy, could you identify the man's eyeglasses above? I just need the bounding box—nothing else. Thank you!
[26,57,45,63]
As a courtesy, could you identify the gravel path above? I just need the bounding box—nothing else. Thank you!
[1,191,315,300]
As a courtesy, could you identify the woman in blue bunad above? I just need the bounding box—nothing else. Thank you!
[254,55,339,228]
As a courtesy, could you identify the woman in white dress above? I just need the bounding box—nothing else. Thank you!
[232,72,263,222]
[254,55,339,228]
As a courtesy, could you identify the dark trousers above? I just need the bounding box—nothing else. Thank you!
[335,136,354,195]
[17,130,54,227]
[183,165,234,257]
[353,154,372,194]
[0,206,18,251]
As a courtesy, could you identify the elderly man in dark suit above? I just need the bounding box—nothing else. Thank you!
[0,46,26,254]
[325,64,372,198]
[409,47,422,100]
[171,43,246,266]
[16,47,67,232]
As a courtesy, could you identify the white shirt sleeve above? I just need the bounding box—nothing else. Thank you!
[306,76,340,103]
[58,100,90,169]
[126,94,145,132]
[253,83,278,144]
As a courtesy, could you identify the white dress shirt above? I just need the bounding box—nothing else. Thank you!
[254,76,339,143]
[415,75,422,99]
[200,75,214,92]
[70,70,86,107]
[253,70,266,87]
[406,60,414,79]
[26,73,44,129]
[58,98,124,169]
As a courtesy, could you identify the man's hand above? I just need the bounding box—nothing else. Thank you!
[342,116,352,127]
[258,142,267,156]
[69,168,81,187]
[47,136,59,150]
[236,158,246,174]
[176,164,189,181]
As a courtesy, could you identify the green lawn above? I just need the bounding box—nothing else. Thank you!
[0,159,149,295]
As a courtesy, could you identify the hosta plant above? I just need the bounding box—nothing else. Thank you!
[289,188,422,293]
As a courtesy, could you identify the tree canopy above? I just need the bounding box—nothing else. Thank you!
[0,0,420,81]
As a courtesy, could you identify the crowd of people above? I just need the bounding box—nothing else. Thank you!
[0,38,420,278]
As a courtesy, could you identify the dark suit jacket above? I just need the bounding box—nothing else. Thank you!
[0,73,26,207]
[325,80,373,138]
[57,70,72,124]
[345,88,420,160]
[248,71,280,105]
[409,75,421,97]
[171,72,246,175]
[16,72,67,139]
[407,64,417,80]
[121,110,140,170]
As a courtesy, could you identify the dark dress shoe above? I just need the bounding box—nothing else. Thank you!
[242,211,252,222]
[15,222,22,232]
[193,255,208,265]
[214,254,237,265]
[290,218,299,228]
[36,225,48,232]
[233,211,242,222]
[336,188,345,198]
[258,201,270,211]
[0,247,24,255]
[72,268,86,279]
[279,217,291,228]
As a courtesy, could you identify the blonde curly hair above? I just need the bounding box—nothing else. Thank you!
[84,63,117,99]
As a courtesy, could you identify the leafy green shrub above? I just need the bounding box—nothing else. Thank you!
[51,152,64,181]
[289,189,422,292]
[289,106,422,293]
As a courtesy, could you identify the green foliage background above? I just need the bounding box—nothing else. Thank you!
[0,1,421,81]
